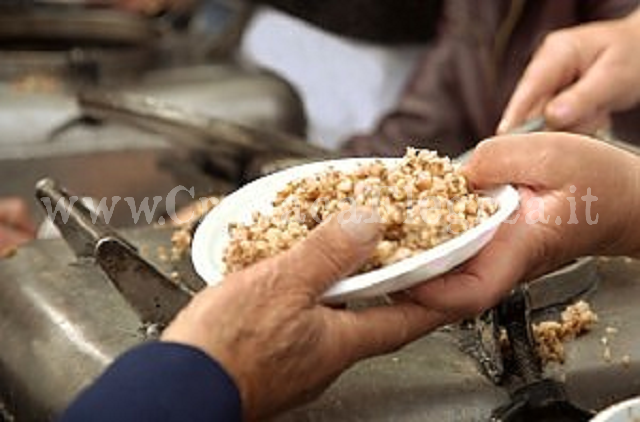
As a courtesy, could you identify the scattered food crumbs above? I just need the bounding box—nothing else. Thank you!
[144,323,162,338]
[603,346,612,363]
[168,196,220,261]
[391,357,400,363]
[173,196,220,228]
[623,257,634,264]
[139,244,149,257]
[601,337,609,347]
[605,326,619,335]
[170,271,180,282]
[533,321,566,364]
[171,229,192,262]
[560,301,598,335]
[622,355,631,368]
[157,246,169,263]
[533,301,598,364]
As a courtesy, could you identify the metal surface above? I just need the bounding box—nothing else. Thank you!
[0,144,221,228]
[122,65,307,137]
[35,178,192,325]
[528,257,599,313]
[499,288,543,384]
[279,258,640,421]
[457,313,505,384]
[0,49,152,86]
[458,259,599,386]
[77,89,332,159]
[95,237,192,325]
[0,62,308,226]
[547,259,640,411]
[35,178,129,257]
[0,8,156,48]
[493,379,593,422]
[0,232,148,421]
[0,5,249,84]
[3,242,640,421]
[491,288,593,421]
[279,330,510,422]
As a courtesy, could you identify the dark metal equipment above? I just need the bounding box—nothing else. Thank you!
[0,7,156,85]
[491,288,594,422]
[36,178,193,326]
[455,257,599,386]
[0,179,206,421]
[76,89,330,160]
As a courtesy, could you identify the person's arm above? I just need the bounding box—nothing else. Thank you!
[59,342,242,422]
[410,132,640,318]
[498,8,640,134]
[60,211,447,421]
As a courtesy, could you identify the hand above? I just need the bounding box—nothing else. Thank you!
[498,10,640,135]
[410,132,640,318]
[0,198,35,255]
[162,210,448,420]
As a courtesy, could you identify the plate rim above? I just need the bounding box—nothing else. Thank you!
[192,158,520,301]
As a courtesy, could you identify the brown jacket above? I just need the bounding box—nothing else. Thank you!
[341,0,640,157]
[253,0,443,44]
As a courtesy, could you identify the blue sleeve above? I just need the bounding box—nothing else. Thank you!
[59,342,243,422]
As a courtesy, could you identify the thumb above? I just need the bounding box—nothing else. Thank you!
[463,133,595,189]
[273,208,383,295]
[463,135,551,189]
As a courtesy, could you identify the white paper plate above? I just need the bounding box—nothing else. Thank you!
[192,158,520,303]
[591,397,640,422]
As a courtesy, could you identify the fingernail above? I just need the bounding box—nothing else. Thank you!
[338,208,381,244]
[497,119,509,134]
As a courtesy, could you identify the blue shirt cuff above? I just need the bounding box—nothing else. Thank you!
[59,341,243,422]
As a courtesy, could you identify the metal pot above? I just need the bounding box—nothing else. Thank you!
[0,7,156,86]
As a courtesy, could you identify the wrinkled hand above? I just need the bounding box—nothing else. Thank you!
[498,10,640,135]
[0,198,35,255]
[162,211,448,420]
[411,133,640,318]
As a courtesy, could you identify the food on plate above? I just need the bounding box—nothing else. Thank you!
[223,148,498,274]
[171,196,221,261]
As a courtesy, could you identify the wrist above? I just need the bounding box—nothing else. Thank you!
[161,290,256,421]
[609,152,640,257]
